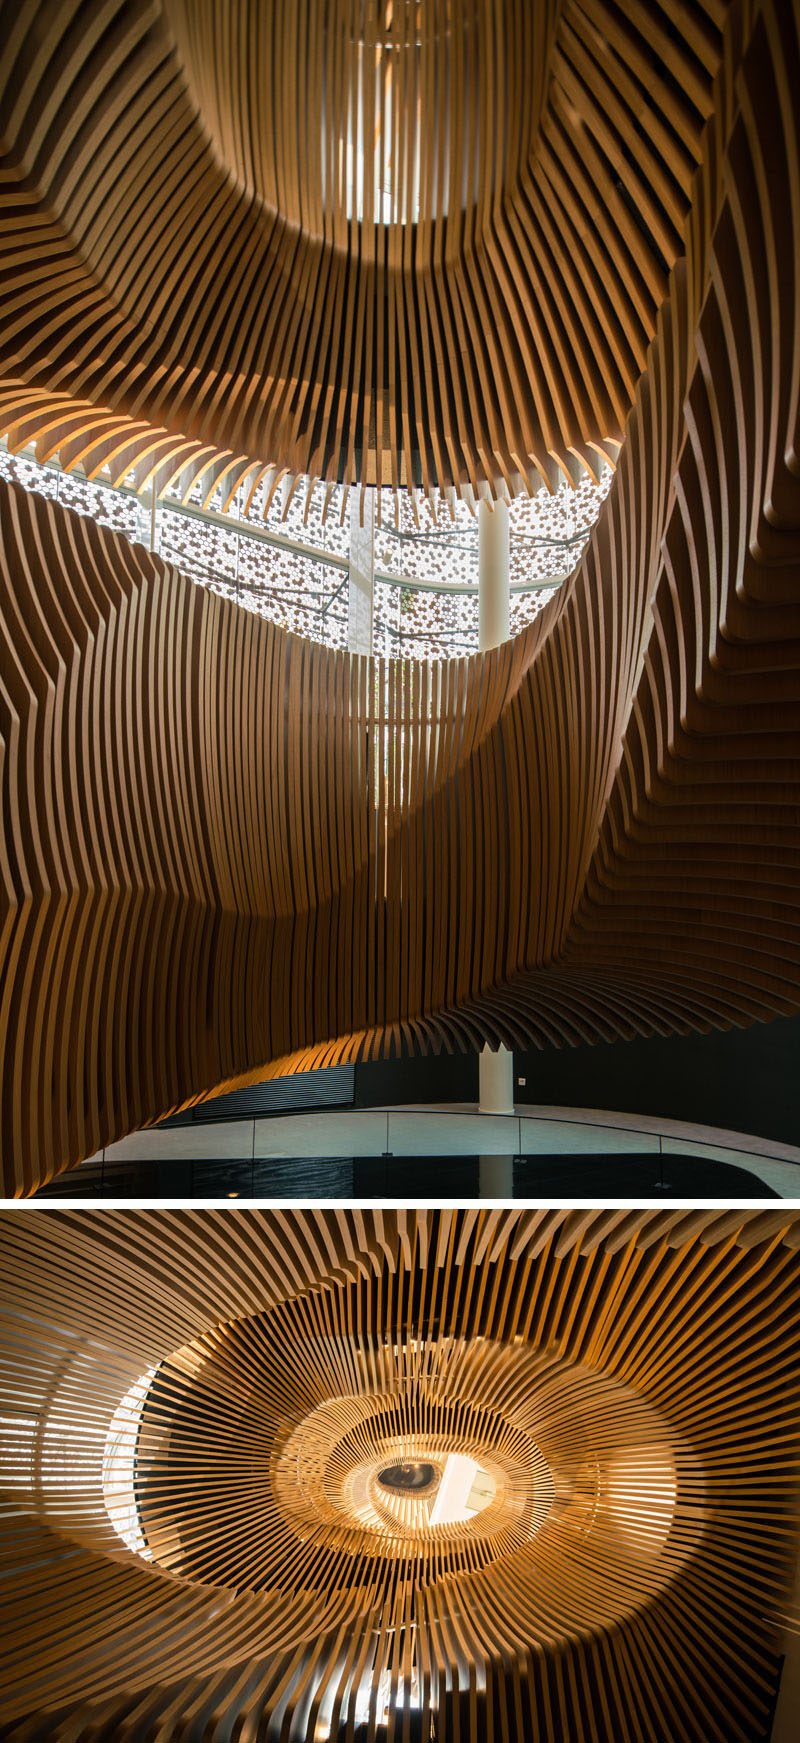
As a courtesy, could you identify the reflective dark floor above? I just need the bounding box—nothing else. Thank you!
[35,1152,779,1197]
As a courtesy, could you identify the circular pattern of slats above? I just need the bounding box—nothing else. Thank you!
[134,1325,559,1587]
[1,0,800,1193]
[0,0,728,502]
[0,1207,798,1741]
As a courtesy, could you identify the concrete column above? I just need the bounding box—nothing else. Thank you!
[478,494,514,1116]
[348,488,375,655]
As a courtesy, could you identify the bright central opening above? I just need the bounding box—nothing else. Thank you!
[378,1459,438,1492]
[429,1453,495,1526]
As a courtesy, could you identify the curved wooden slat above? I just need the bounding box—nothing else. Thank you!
[2,0,800,1192]
[0,0,729,501]
[0,1208,797,1739]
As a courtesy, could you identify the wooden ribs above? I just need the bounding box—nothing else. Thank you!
[1,0,800,1192]
[0,1207,798,1740]
[0,1,727,503]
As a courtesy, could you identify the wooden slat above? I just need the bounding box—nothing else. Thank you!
[1,0,800,1191]
[0,1207,797,1739]
[0,0,729,505]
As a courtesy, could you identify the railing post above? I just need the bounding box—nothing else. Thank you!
[478,494,514,1120]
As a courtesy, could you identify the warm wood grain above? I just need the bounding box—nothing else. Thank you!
[1,0,799,1193]
[0,1207,797,1740]
[0,0,729,509]
[1,0,800,1192]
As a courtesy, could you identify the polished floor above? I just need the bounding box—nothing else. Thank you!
[36,1150,779,1198]
[51,1099,800,1198]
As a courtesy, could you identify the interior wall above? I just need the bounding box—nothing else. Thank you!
[355,1013,800,1148]
[515,1016,800,1148]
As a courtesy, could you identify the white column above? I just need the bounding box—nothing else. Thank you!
[478,495,509,650]
[478,494,514,1117]
[348,488,375,655]
[478,1048,514,1115]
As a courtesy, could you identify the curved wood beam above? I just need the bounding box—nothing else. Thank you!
[0,0,728,500]
[1,0,799,1192]
[0,1207,797,1739]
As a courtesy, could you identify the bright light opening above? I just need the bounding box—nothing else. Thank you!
[429,1453,495,1526]
[101,1368,157,1559]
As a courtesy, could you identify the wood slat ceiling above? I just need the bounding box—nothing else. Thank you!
[0,1207,798,1740]
[2,0,799,1194]
[0,0,729,504]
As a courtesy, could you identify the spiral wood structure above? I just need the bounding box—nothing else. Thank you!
[2,0,800,1191]
[1,1207,798,1740]
[0,1,728,505]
